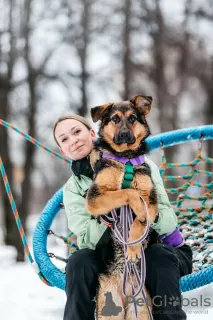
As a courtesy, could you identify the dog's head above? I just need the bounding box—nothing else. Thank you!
[91,95,152,155]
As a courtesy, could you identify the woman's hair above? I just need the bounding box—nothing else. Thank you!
[53,115,93,146]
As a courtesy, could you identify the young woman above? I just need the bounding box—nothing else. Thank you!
[54,115,193,320]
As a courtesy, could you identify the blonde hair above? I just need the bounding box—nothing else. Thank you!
[53,115,93,146]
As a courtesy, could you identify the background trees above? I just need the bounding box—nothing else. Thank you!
[0,0,212,260]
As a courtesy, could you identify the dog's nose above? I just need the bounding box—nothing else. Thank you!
[119,130,131,140]
[114,130,135,144]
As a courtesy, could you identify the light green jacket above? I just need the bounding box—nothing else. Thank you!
[63,156,178,250]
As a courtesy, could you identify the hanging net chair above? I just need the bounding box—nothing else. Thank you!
[0,119,212,293]
[33,125,213,292]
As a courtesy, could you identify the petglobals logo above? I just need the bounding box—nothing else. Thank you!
[125,294,212,309]
[181,295,211,308]
[152,295,212,308]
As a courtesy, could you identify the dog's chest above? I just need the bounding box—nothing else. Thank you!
[108,224,136,275]
[108,224,147,275]
[95,158,152,190]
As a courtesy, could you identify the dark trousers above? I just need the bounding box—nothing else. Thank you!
[63,243,192,320]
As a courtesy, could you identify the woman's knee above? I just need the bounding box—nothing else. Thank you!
[145,243,179,267]
[66,248,97,274]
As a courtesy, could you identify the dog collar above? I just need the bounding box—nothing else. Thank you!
[102,152,145,166]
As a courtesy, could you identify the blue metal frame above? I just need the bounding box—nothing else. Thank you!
[33,125,213,291]
[147,125,213,151]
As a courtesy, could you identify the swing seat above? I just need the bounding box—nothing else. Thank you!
[33,125,213,291]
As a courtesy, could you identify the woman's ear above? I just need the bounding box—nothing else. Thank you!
[90,129,96,139]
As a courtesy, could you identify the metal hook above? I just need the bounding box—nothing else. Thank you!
[198,133,204,152]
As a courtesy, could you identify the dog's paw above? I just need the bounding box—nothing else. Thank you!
[126,245,141,262]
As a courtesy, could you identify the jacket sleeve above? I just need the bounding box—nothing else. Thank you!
[63,182,107,250]
[148,160,178,235]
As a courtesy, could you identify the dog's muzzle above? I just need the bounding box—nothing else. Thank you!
[114,130,136,145]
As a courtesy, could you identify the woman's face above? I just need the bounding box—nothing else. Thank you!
[55,119,96,160]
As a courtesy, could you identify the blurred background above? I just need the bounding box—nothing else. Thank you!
[0,0,213,319]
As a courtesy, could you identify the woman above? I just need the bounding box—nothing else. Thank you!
[54,114,193,320]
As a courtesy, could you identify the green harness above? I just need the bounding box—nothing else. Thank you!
[122,162,134,189]
[101,152,145,189]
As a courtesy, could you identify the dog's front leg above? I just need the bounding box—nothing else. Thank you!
[86,185,130,216]
[126,191,149,261]
[86,186,148,218]
[126,218,145,261]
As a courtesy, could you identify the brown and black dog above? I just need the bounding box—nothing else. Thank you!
[86,95,159,319]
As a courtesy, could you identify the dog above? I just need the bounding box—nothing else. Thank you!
[86,95,159,319]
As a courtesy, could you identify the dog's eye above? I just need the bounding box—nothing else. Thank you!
[128,115,137,124]
[111,115,120,124]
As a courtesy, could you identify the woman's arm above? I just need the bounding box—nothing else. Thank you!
[63,181,107,250]
[145,157,178,235]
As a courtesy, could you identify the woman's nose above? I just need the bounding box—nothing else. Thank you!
[70,136,78,145]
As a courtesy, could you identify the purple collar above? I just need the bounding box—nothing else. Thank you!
[102,152,145,166]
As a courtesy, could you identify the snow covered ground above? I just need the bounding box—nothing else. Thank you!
[0,214,67,320]
[183,284,213,319]
[0,245,65,320]
[0,244,213,320]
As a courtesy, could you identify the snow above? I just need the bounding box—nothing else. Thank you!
[183,284,213,319]
[0,245,65,320]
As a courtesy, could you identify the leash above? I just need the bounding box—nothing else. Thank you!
[106,198,153,320]
[0,119,72,286]
[0,119,72,164]
[0,156,52,286]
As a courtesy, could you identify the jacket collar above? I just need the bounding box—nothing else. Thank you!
[71,156,93,179]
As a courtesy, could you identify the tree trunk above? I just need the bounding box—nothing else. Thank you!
[151,1,180,202]
[122,0,132,100]
[78,0,90,117]
[16,71,37,261]
[0,76,24,260]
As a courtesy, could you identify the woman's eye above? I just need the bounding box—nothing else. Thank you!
[62,137,68,143]
[74,129,81,135]
[128,115,137,124]
[111,115,120,124]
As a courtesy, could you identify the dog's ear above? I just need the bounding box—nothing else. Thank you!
[91,103,113,123]
[130,95,152,116]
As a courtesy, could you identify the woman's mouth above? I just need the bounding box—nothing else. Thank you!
[72,145,84,152]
